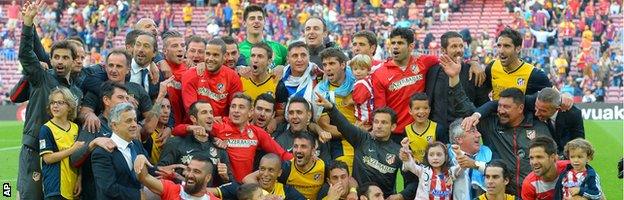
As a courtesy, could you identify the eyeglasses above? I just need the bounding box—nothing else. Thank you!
[50,100,68,106]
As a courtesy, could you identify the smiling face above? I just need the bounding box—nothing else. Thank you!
[205,44,225,72]
[229,98,252,126]
[103,88,129,110]
[322,57,346,85]
[442,37,464,59]
[496,36,521,67]
[51,48,74,77]
[287,102,311,132]
[183,160,211,195]
[49,93,70,119]
[287,47,309,76]
[111,109,138,141]
[408,100,430,124]
[528,146,556,177]
[304,18,327,48]
[258,157,281,190]
[456,127,482,155]
[245,11,265,36]
[250,47,270,76]
[292,137,314,168]
[190,102,214,132]
[106,53,129,83]
[164,36,186,65]
[497,97,524,125]
[186,41,206,65]
[133,35,156,66]
[252,100,274,128]
[534,100,558,122]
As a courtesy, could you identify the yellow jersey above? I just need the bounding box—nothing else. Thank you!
[490,60,535,100]
[280,159,325,200]
[405,120,438,163]
[39,121,80,199]
[241,75,277,100]
[477,194,517,200]
[325,84,355,174]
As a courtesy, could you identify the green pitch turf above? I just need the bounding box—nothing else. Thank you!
[0,120,621,199]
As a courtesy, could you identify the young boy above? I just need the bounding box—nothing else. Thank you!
[554,138,603,200]
[351,54,375,131]
[404,92,445,163]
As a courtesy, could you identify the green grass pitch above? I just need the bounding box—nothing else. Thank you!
[0,120,621,199]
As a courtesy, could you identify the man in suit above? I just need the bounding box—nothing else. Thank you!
[532,88,584,155]
[91,102,148,199]
[425,31,488,143]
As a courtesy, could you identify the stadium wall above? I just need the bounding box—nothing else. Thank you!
[0,103,622,121]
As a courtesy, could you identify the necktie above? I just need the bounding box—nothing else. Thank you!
[140,68,148,88]
[128,142,138,167]
[546,119,556,136]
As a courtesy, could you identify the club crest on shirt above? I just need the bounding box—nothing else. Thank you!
[210,147,218,157]
[426,136,433,143]
[217,83,225,93]
[314,173,321,180]
[411,65,419,74]
[517,78,526,86]
[386,154,396,165]
[247,129,254,139]
[526,129,536,140]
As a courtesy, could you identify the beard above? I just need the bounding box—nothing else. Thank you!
[183,178,206,195]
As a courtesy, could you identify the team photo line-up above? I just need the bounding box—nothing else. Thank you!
[9,0,619,200]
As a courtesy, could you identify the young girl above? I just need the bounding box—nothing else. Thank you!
[400,138,464,200]
[38,87,84,199]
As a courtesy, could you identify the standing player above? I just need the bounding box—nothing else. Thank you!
[161,31,189,124]
[241,42,277,100]
[238,5,288,66]
[181,38,243,118]
[18,1,83,198]
[483,28,551,100]
[371,28,439,140]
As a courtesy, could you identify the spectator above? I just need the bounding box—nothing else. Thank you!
[423,0,434,28]
[610,0,621,14]
[6,0,19,29]
[439,0,450,22]
[582,89,597,102]
[594,81,606,102]
[183,3,193,27]
[611,59,623,87]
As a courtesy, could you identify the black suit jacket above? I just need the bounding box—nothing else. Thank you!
[551,107,585,153]
[91,139,146,200]
[426,63,490,143]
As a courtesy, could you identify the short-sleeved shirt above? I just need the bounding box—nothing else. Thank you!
[279,160,325,200]
[241,75,277,100]
[521,160,570,200]
[181,66,242,117]
[39,121,80,199]
[239,39,288,66]
[217,181,305,200]
[477,194,517,200]
[160,179,221,200]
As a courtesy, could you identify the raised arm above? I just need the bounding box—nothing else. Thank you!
[19,0,47,86]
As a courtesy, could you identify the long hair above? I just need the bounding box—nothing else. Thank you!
[422,141,451,172]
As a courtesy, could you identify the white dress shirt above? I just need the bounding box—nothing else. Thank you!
[110,132,134,170]
[130,59,150,93]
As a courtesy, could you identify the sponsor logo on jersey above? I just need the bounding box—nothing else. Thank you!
[198,87,227,100]
[388,75,423,91]
[526,130,536,140]
[226,139,259,147]
[362,156,397,174]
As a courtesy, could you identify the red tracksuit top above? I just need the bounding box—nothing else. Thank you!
[181,66,243,118]
[211,118,293,182]
[371,55,438,133]
[166,60,189,125]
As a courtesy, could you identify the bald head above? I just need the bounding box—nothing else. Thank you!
[134,18,158,37]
